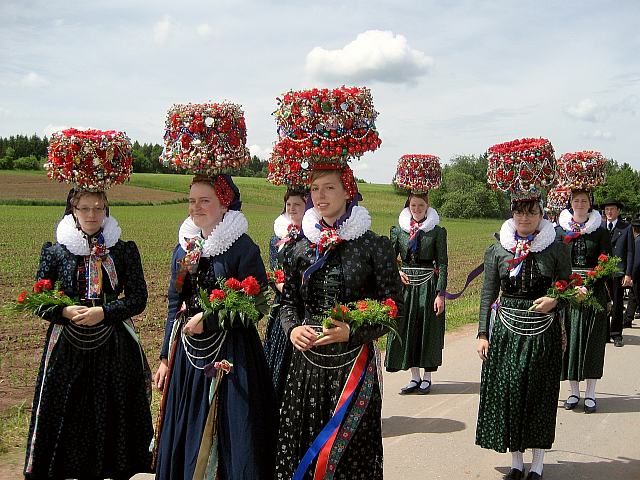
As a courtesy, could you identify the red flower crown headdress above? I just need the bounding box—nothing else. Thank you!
[160,102,251,176]
[556,151,607,190]
[46,128,133,191]
[395,154,442,193]
[486,137,556,200]
[545,186,571,213]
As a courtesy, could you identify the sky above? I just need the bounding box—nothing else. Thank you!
[1,0,639,183]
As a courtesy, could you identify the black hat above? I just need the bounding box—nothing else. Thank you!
[600,199,624,209]
[631,218,640,228]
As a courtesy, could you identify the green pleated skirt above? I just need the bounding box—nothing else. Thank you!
[385,267,444,372]
[476,296,562,453]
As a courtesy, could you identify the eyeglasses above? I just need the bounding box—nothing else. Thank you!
[74,207,106,214]
[513,211,540,218]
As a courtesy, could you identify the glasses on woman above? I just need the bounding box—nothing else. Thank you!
[513,211,540,218]
[74,206,106,214]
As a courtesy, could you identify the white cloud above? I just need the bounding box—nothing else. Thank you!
[196,23,212,37]
[582,129,614,140]
[249,144,271,159]
[305,30,433,84]
[564,98,601,122]
[153,15,172,45]
[42,124,83,137]
[21,72,49,88]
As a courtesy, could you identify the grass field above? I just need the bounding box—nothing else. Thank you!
[0,171,501,460]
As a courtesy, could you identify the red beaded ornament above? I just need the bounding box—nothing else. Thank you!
[545,186,571,213]
[395,154,442,193]
[556,151,607,190]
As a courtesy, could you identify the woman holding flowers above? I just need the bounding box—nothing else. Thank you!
[24,129,153,480]
[476,138,571,480]
[385,154,448,395]
[271,86,402,480]
[153,103,276,480]
[264,187,307,404]
[554,151,612,414]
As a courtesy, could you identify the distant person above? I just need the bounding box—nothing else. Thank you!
[25,129,153,480]
[264,187,307,404]
[624,218,640,326]
[385,154,448,395]
[601,199,633,346]
[555,151,611,415]
[476,138,569,480]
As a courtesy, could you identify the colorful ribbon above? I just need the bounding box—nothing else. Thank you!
[292,345,369,480]
[407,218,422,252]
[442,263,485,300]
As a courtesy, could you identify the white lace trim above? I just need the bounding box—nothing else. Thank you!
[273,213,293,239]
[499,218,556,253]
[178,210,248,258]
[398,207,440,234]
[558,208,602,235]
[56,214,121,255]
[302,205,371,244]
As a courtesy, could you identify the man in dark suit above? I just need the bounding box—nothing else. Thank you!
[624,218,640,327]
[601,200,633,347]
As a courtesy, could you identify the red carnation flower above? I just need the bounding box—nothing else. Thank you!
[225,278,243,291]
[209,289,226,301]
[274,269,285,284]
[587,270,597,278]
[568,273,583,286]
[17,291,27,304]
[598,254,609,263]
[555,280,568,292]
[382,298,398,318]
[356,301,369,312]
[241,276,261,296]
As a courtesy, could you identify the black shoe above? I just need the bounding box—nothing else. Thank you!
[504,468,524,480]
[526,472,542,480]
[584,397,597,414]
[418,379,432,394]
[613,336,624,347]
[399,379,420,395]
[564,395,580,410]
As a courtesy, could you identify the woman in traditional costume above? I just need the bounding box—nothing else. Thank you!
[476,138,571,480]
[24,129,153,480]
[153,103,276,480]
[264,161,307,403]
[554,151,611,414]
[385,154,447,394]
[271,86,403,479]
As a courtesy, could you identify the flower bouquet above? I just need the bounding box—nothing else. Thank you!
[321,298,400,338]
[8,279,76,316]
[267,269,285,285]
[584,254,621,286]
[198,276,268,329]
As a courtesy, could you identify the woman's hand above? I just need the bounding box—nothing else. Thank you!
[183,312,204,336]
[434,295,445,315]
[314,319,350,346]
[530,296,558,313]
[476,336,489,361]
[154,359,168,391]
[275,282,284,293]
[70,306,104,326]
[62,305,87,320]
[399,271,410,286]
[290,325,318,351]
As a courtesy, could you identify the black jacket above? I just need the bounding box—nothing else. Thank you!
[602,219,633,276]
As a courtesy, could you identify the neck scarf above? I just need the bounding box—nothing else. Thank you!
[273,213,304,249]
[398,207,440,252]
[558,208,602,244]
[499,218,556,277]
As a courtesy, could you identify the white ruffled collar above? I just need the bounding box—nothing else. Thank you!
[274,213,294,239]
[178,210,248,258]
[499,218,556,253]
[56,214,121,256]
[302,205,371,244]
[558,208,602,235]
[398,207,440,234]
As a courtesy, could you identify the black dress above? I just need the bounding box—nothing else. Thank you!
[155,234,277,480]
[24,239,153,480]
[275,231,403,480]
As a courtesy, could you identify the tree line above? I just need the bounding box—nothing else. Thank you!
[2,134,639,218]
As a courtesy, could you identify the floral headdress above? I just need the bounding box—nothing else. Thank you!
[159,102,251,176]
[45,128,133,191]
[395,154,442,193]
[556,151,607,190]
[545,185,571,214]
[486,137,556,201]
[272,86,381,169]
[266,152,310,188]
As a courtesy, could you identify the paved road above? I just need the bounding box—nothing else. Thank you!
[135,322,640,479]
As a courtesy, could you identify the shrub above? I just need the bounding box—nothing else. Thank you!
[13,155,41,170]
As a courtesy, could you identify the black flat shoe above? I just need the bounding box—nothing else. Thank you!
[564,395,580,410]
[399,379,420,395]
[418,379,432,394]
[584,397,597,414]
[526,472,542,479]
[503,467,524,479]
[613,336,624,347]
